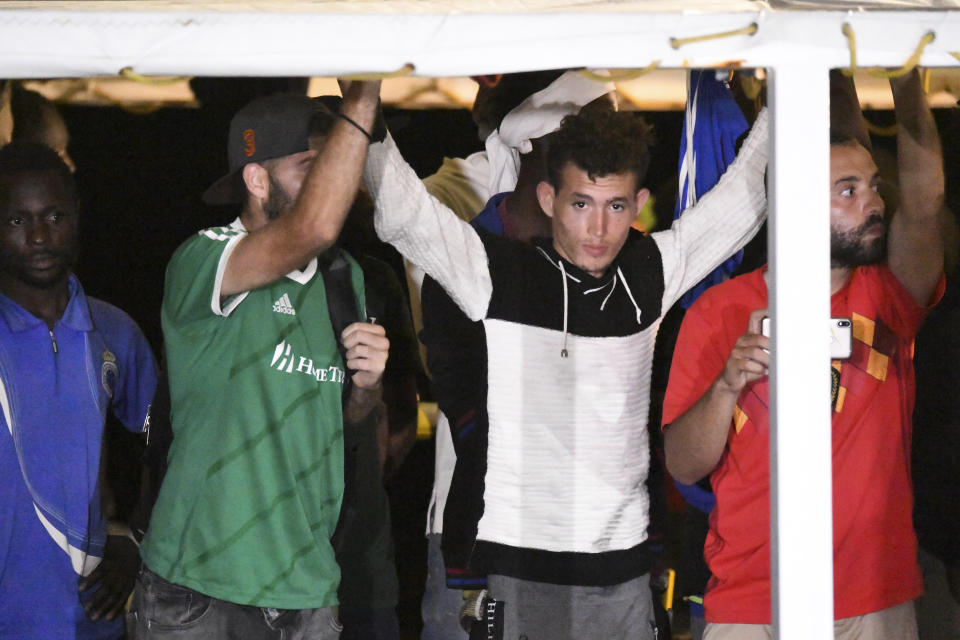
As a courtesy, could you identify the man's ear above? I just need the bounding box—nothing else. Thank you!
[536,180,556,218]
[635,187,651,213]
[242,163,269,201]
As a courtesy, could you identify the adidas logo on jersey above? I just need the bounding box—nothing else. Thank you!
[272,293,296,315]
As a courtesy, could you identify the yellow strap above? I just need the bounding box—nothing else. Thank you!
[342,63,415,81]
[841,24,936,79]
[864,118,898,137]
[841,23,859,77]
[670,22,758,50]
[578,62,661,83]
[122,63,416,84]
[662,568,676,611]
[869,31,935,79]
[119,66,189,86]
[951,52,960,64]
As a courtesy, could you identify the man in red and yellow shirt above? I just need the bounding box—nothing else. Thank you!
[662,70,946,640]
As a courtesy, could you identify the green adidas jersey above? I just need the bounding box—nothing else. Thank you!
[142,218,364,609]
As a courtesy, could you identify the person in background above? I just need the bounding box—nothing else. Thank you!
[911,106,960,639]
[10,84,75,172]
[308,96,420,640]
[418,84,558,634]
[912,268,960,640]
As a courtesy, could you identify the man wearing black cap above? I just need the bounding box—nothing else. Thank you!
[135,81,387,639]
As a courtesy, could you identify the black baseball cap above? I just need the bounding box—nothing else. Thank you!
[203,93,331,205]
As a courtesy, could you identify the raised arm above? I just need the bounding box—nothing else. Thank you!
[220,81,381,297]
[406,151,490,372]
[830,70,872,153]
[886,69,945,305]
[664,308,769,484]
[364,133,493,322]
[653,108,769,311]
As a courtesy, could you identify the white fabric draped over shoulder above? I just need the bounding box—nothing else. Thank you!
[484,71,615,195]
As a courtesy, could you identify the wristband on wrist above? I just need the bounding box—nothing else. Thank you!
[338,112,373,143]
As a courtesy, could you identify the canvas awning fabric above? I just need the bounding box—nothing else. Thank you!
[1,0,959,80]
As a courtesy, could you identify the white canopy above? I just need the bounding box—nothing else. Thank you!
[1,0,960,78]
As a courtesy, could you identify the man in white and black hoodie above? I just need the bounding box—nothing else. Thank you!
[364,90,769,639]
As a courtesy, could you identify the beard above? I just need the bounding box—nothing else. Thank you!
[264,173,294,221]
[831,214,887,268]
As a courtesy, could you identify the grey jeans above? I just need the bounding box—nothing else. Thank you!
[130,567,342,640]
[486,573,657,640]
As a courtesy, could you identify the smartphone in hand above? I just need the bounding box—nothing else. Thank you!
[761,317,852,360]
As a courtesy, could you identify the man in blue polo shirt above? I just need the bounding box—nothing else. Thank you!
[0,142,157,639]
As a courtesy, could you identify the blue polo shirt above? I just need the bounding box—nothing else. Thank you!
[0,275,156,640]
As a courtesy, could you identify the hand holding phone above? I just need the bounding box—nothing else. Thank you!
[718,309,770,394]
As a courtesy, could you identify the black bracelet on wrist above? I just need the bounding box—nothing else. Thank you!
[338,112,374,143]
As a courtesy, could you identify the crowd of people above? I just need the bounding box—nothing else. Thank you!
[0,67,956,640]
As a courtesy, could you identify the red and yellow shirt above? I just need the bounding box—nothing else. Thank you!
[663,265,942,623]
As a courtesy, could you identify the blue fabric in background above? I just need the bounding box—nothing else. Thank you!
[672,70,746,516]
[674,70,749,310]
[674,480,716,515]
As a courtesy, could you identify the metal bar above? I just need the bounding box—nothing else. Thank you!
[768,64,834,639]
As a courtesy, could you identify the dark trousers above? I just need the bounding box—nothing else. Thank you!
[340,606,400,640]
[130,566,342,640]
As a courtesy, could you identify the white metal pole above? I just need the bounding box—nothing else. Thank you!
[767,64,834,639]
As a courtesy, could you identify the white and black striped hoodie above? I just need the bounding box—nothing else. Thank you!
[365,109,769,586]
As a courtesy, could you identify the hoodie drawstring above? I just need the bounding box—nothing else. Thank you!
[559,261,569,358]
[584,276,617,311]
[537,247,642,358]
[617,267,643,325]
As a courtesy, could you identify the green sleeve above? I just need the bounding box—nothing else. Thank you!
[162,229,243,333]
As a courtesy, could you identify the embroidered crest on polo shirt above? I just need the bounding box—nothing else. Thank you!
[272,293,296,316]
[101,350,118,399]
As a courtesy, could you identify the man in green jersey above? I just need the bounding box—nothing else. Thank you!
[134,81,388,639]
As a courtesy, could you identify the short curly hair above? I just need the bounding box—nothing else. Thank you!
[545,110,654,193]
